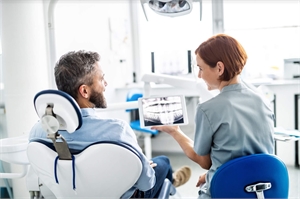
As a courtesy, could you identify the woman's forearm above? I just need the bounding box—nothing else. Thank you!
[171,129,212,169]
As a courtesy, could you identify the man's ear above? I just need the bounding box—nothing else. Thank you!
[216,61,225,76]
[78,84,89,99]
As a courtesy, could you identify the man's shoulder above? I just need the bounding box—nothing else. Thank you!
[86,117,131,132]
[99,118,128,126]
[29,121,47,139]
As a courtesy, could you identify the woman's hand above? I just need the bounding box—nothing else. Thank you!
[196,173,206,187]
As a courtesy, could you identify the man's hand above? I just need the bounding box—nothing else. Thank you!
[149,160,157,168]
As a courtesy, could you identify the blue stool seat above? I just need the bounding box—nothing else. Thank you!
[210,153,289,199]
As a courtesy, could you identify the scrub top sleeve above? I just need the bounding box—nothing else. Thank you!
[193,107,213,156]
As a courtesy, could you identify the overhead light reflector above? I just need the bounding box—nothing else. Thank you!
[140,0,202,21]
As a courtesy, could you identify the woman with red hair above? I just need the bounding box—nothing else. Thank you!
[152,34,275,198]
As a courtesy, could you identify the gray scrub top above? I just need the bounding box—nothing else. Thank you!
[194,83,275,198]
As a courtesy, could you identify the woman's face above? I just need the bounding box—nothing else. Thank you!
[195,54,221,90]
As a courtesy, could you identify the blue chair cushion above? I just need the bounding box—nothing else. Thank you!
[210,153,289,198]
[126,91,143,112]
[130,120,159,135]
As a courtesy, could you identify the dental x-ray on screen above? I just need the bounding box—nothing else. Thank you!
[138,95,188,127]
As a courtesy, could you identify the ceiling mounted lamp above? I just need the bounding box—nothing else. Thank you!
[140,0,202,21]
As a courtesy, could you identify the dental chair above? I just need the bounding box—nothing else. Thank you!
[210,153,289,199]
[27,89,176,199]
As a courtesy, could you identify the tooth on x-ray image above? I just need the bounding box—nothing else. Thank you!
[138,95,189,128]
[142,96,184,126]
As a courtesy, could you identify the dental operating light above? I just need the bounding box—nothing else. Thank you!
[140,0,202,21]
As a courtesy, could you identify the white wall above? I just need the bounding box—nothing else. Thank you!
[1,0,50,197]
[137,0,213,79]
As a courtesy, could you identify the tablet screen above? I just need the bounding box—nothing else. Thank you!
[138,95,188,128]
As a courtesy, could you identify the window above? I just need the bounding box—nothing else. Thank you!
[136,1,213,79]
[223,0,300,80]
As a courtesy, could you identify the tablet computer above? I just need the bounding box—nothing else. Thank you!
[138,95,189,128]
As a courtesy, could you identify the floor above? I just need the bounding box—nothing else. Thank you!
[152,151,300,199]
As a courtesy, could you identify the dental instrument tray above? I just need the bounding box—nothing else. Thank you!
[138,95,188,128]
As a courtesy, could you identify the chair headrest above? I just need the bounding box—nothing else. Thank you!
[34,89,82,133]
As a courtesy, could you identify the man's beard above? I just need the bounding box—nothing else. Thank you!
[90,89,107,108]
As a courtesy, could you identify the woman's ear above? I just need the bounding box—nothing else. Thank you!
[78,84,89,99]
[216,61,225,76]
